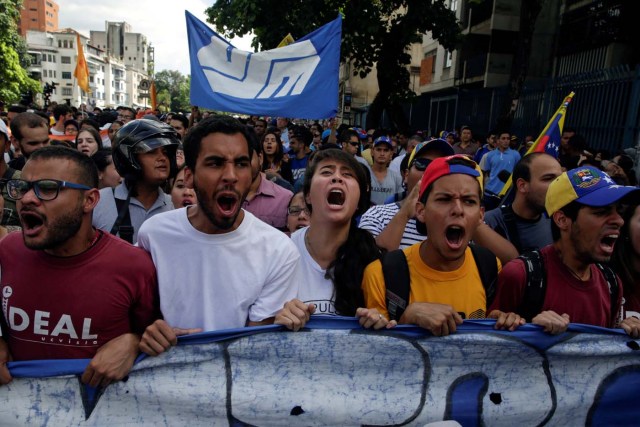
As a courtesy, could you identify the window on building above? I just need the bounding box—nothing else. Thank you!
[62,88,72,96]
[90,76,94,83]
[62,71,72,79]
[57,40,61,48]
[70,41,73,49]
[450,0,458,11]
[425,50,437,73]
[445,51,453,68]
[63,40,68,48]
[53,71,56,78]
[125,46,128,50]
[61,56,71,64]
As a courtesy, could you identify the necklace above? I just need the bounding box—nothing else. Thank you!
[305,229,320,261]
[88,229,101,250]
[556,246,590,281]
[565,264,590,281]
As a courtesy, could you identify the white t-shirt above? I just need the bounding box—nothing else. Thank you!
[290,227,337,316]
[389,153,405,175]
[137,208,301,331]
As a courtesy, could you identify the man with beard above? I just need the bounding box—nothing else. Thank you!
[138,116,300,357]
[484,153,562,253]
[489,166,640,337]
[0,146,158,386]
[8,112,51,171]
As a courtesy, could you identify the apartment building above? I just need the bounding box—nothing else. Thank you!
[18,0,59,36]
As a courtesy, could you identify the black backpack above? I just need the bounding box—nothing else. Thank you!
[516,250,620,323]
[110,189,134,244]
[382,244,499,321]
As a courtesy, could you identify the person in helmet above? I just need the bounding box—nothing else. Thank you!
[92,119,179,244]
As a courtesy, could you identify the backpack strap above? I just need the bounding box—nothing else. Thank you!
[382,249,411,322]
[110,188,134,244]
[595,263,621,325]
[516,250,546,322]
[469,243,499,308]
[500,205,523,254]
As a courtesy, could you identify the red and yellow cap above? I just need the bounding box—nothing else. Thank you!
[418,154,483,200]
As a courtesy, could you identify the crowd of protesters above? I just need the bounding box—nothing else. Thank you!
[0,101,639,388]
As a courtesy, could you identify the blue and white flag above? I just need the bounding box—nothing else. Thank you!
[186,11,341,119]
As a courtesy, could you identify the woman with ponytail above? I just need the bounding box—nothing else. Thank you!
[275,149,395,330]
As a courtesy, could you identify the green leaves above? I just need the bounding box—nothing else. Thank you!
[0,0,41,104]
[154,70,191,112]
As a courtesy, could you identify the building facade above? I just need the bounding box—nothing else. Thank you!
[24,21,152,109]
[18,0,59,36]
[411,0,638,151]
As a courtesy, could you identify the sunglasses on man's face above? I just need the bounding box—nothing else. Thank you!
[411,157,432,171]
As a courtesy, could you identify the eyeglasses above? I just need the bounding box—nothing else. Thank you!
[287,206,310,216]
[411,157,432,171]
[117,114,134,120]
[5,179,92,201]
[348,142,360,147]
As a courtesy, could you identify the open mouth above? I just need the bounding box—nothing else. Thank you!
[216,193,239,215]
[182,198,195,207]
[600,234,618,253]
[20,210,45,234]
[327,189,345,206]
[445,225,465,248]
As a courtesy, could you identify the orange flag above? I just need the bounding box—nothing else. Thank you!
[74,33,90,93]
[150,80,157,110]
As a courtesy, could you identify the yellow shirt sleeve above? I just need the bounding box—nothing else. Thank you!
[361,259,390,319]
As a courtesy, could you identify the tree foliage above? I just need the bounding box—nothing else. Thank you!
[0,0,41,104]
[154,70,191,112]
[206,0,462,130]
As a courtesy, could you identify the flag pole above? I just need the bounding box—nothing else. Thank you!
[497,92,576,199]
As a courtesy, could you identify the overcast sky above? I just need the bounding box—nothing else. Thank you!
[58,0,254,76]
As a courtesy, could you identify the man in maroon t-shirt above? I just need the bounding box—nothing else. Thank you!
[490,166,640,336]
[0,146,158,387]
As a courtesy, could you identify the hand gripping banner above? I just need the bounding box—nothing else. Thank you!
[1,318,639,426]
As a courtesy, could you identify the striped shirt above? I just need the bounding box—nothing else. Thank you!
[358,203,424,250]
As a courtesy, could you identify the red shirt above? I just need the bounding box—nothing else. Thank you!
[489,245,621,327]
[0,230,159,360]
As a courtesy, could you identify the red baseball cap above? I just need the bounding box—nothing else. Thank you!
[418,154,483,201]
